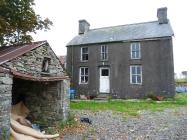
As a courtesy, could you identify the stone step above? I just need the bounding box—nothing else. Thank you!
[95,93,110,100]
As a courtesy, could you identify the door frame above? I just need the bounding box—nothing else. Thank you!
[99,67,110,93]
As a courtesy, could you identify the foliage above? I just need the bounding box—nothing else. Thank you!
[59,113,77,129]
[175,78,187,85]
[0,128,8,140]
[71,94,187,116]
[0,0,52,46]
[174,93,187,105]
[46,127,57,135]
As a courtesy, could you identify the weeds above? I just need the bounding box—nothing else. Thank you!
[59,113,77,129]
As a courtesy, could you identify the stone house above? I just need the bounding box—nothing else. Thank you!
[66,7,175,99]
[0,41,70,138]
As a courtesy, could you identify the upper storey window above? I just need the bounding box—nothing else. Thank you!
[101,45,108,61]
[131,43,141,59]
[42,57,51,72]
[81,47,88,61]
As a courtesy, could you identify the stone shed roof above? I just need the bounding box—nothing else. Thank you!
[67,21,174,46]
[0,41,68,81]
[0,41,46,65]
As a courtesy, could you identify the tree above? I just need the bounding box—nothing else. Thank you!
[0,0,52,46]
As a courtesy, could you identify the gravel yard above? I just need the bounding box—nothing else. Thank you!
[62,107,187,140]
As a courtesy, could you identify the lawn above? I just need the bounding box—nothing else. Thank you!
[70,93,187,116]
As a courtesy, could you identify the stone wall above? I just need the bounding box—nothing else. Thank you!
[0,43,70,138]
[2,44,64,77]
[0,73,12,139]
[61,79,70,121]
[12,78,70,127]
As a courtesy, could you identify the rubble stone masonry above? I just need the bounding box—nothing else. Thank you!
[0,73,12,139]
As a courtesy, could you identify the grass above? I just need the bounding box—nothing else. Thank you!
[70,93,187,116]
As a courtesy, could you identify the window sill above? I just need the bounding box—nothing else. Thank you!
[79,83,88,85]
[100,59,108,62]
[130,83,143,86]
[80,60,88,62]
[130,58,142,60]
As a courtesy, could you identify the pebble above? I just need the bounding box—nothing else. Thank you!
[63,107,187,140]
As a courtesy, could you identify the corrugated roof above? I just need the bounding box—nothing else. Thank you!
[67,21,174,46]
[11,69,69,81]
[0,41,47,65]
[0,41,69,81]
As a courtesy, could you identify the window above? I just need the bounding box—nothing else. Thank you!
[42,57,51,72]
[101,69,109,76]
[101,45,108,60]
[79,67,88,84]
[131,43,141,59]
[81,47,88,61]
[130,65,142,84]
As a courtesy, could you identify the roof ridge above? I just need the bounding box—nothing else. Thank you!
[90,20,158,31]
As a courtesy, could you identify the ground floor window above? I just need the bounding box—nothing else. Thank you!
[79,67,88,84]
[130,65,142,84]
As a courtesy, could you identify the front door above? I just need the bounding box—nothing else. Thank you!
[99,68,110,93]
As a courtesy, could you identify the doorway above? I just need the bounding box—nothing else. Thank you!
[99,67,110,93]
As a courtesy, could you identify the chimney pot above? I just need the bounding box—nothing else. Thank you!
[157,7,168,24]
[79,20,90,35]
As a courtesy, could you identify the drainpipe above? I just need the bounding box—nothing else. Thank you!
[71,46,74,87]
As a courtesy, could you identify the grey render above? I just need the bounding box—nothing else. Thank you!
[66,7,175,99]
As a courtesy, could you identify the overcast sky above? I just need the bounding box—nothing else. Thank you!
[33,0,187,75]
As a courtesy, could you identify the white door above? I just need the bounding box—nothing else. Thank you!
[99,68,110,93]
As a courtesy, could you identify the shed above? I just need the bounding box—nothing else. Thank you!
[0,41,70,139]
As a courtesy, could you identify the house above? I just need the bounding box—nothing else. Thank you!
[66,7,175,99]
[0,41,70,138]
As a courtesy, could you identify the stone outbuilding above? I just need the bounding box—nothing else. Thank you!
[0,41,70,139]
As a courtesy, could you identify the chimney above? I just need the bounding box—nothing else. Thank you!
[79,20,90,35]
[157,7,168,24]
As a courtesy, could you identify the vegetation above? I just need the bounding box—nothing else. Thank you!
[71,94,187,116]
[46,127,57,135]
[0,0,52,46]
[59,113,77,129]
[176,78,187,85]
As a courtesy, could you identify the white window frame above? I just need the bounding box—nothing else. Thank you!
[81,47,88,61]
[79,67,88,84]
[130,42,141,59]
[130,65,142,84]
[100,45,108,60]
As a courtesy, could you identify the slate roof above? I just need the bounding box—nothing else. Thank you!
[67,21,174,46]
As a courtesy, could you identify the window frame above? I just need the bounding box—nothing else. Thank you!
[81,47,88,62]
[130,42,141,59]
[130,65,142,85]
[79,67,89,84]
[100,45,108,61]
[42,57,51,73]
